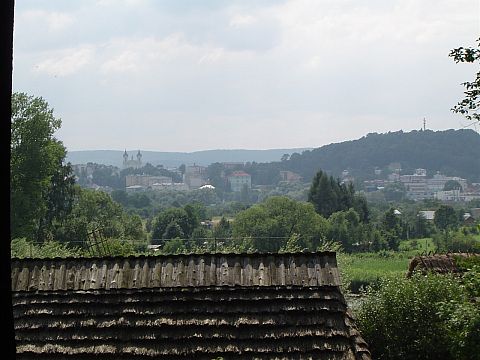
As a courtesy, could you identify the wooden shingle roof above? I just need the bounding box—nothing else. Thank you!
[11,252,340,291]
[12,252,370,360]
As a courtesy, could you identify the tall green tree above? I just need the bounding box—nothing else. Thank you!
[11,92,75,241]
[382,207,404,250]
[213,216,232,240]
[151,205,201,245]
[55,188,127,245]
[232,196,330,252]
[308,170,339,217]
[308,170,360,219]
[434,205,459,232]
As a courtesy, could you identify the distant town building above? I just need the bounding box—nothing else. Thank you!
[398,169,469,201]
[123,150,142,169]
[427,172,467,192]
[184,164,208,189]
[279,170,303,183]
[400,168,429,200]
[228,171,252,192]
[151,182,188,191]
[125,174,173,188]
[434,190,462,202]
[470,208,480,220]
[463,213,476,226]
[418,210,435,221]
[199,184,216,190]
[363,179,387,192]
[387,162,402,172]
[221,162,245,170]
[388,172,401,182]
[125,185,144,193]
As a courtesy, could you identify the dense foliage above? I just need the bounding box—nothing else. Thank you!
[357,270,480,360]
[272,129,480,182]
[11,237,138,258]
[450,38,480,124]
[308,170,354,217]
[11,93,76,241]
[232,196,330,252]
[150,205,201,245]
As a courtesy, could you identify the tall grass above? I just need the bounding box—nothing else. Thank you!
[338,251,411,293]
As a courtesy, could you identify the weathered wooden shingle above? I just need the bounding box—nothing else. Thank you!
[12,252,370,360]
[11,253,340,291]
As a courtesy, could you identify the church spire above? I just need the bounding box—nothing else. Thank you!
[137,150,142,164]
[123,149,128,166]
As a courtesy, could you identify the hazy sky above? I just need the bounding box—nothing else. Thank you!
[12,0,479,152]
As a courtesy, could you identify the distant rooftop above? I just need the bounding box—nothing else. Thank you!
[229,171,251,177]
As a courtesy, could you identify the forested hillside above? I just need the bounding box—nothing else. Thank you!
[281,129,480,182]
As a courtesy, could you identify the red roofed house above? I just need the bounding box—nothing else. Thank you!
[228,171,252,192]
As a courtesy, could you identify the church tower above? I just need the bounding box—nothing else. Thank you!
[136,150,142,167]
[123,149,142,169]
[123,149,128,167]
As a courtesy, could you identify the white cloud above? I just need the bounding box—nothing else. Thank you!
[34,46,95,77]
[99,34,196,74]
[96,0,149,7]
[21,10,74,32]
[229,14,257,28]
[99,33,256,74]
[101,51,139,73]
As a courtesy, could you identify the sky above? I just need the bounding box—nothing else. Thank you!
[12,0,480,152]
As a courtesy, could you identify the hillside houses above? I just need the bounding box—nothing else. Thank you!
[365,168,480,202]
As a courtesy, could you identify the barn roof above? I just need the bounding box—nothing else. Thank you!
[12,252,370,359]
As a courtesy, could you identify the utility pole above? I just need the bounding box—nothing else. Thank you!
[423,117,426,131]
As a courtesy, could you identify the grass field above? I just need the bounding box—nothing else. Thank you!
[399,237,436,253]
[337,251,414,293]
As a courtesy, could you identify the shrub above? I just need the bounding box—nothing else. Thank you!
[162,238,187,254]
[102,238,137,256]
[356,274,466,360]
[11,238,82,258]
[438,266,480,360]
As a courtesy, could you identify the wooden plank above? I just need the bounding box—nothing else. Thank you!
[11,253,341,291]
[29,265,40,291]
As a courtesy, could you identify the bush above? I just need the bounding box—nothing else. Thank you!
[162,238,187,254]
[438,266,480,360]
[11,238,82,258]
[433,230,480,253]
[357,274,467,359]
[102,238,137,256]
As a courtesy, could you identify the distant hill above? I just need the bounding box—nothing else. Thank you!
[282,129,480,182]
[66,148,312,168]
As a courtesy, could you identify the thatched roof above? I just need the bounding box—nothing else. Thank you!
[12,252,370,359]
[407,253,479,277]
